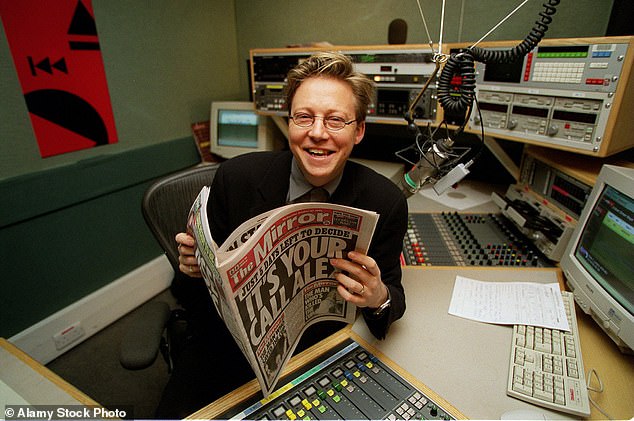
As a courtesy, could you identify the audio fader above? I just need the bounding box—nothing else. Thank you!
[402,212,554,267]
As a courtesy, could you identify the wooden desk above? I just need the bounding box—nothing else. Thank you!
[0,338,99,407]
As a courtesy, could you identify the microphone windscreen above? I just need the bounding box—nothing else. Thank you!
[388,19,408,44]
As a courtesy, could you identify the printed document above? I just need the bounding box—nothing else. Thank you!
[448,276,570,331]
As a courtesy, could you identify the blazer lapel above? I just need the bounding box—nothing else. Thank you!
[329,161,359,207]
[250,151,293,215]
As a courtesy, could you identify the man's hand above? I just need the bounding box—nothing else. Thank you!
[175,232,202,278]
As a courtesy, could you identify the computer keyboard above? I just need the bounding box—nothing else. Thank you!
[507,291,591,417]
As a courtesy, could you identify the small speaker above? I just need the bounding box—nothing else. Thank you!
[388,18,408,44]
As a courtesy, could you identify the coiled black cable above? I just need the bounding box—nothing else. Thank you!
[437,52,476,116]
[437,0,560,116]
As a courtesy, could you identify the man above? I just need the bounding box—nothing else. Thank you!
[159,51,408,418]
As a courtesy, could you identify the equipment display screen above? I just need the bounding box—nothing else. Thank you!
[574,185,634,315]
[479,102,508,113]
[483,59,524,84]
[217,109,259,148]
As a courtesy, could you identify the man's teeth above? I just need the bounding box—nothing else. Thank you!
[308,149,330,156]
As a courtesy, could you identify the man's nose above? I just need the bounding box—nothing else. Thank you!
[308,117,329,139]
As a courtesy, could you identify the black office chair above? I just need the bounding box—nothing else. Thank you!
[119,163,220,371]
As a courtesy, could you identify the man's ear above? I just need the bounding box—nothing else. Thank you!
[354,120,366,145]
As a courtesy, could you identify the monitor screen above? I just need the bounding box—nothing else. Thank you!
[210,101,277,159]
[574,185,634,315]
[561,164,634,353]
[217,109,259,149]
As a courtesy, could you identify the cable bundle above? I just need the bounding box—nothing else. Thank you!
[437,0,561,115]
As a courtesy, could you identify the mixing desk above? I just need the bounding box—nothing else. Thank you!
[214,338,459,420]
[402,212,555,267]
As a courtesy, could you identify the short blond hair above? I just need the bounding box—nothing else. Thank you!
[285,51,375,122]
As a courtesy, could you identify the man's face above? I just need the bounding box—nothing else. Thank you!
[288,76,365,187]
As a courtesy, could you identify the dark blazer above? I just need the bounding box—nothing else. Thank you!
[156,151,409,418]
[208,150,408,341]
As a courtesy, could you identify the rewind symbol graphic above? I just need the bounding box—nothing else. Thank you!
[28,56,68,76]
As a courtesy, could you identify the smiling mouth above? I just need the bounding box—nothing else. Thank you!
[307,148,334,157]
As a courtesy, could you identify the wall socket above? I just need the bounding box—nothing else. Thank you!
[53,321,85,350]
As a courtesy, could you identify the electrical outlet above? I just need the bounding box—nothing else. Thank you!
[53,321,85,350]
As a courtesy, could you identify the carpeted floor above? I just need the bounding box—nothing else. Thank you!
[46,290,177,419]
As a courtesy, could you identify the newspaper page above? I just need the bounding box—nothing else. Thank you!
[187,188,249,360]
[187,186,378,396]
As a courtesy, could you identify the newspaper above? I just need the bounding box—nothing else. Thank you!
[187,186,378,396]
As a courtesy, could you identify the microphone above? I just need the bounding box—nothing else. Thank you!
[388,19,408,44]
[396,137,472,197]
[399,138,453,197]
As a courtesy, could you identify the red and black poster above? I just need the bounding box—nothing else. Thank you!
[0,0,118,157]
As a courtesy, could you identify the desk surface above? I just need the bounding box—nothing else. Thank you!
[192,267,633,420]
[0,338,99,407]
[352,158,506,215]
[353,267,634,420]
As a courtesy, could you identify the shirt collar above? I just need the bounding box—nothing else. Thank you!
[287,157,343,203]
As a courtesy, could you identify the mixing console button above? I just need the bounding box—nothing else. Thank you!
[289,395,302,407]
[273,405,286,418]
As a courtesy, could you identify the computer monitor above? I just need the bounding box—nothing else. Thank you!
[210,101,277,159]
[560,164,634,354]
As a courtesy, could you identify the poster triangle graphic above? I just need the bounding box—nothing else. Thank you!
[53,58,68,73]
[34,57,68,75]
[68,0,97,36]
[36,57,52,74]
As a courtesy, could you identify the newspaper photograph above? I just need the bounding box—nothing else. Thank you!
[187,186,378,396]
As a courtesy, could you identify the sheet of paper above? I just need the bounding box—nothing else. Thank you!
[448,276,570,331]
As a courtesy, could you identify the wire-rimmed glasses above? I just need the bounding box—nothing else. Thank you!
[289,113,356,131]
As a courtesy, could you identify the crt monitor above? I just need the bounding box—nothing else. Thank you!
[210,101,277,159]
[560,164,634,353]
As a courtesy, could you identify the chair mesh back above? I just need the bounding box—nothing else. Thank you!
[142,164,220,270]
